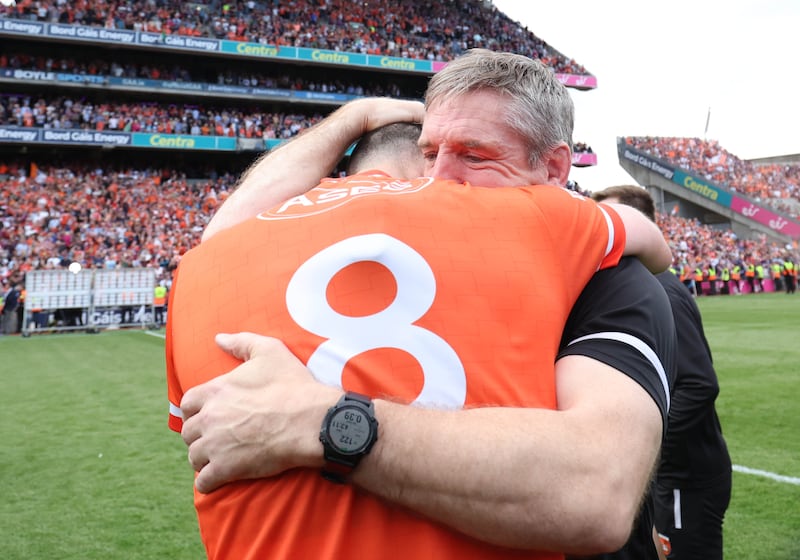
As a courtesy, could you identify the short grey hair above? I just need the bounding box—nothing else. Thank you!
[425,49,574,168]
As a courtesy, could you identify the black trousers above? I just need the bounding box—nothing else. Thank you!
[785,275,796,294]
[654,470,731,560]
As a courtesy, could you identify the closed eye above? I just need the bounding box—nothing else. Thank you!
[465,154,486,163]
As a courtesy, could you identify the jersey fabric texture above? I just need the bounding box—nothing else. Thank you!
[558,258,677,560]
[166,172,627,560]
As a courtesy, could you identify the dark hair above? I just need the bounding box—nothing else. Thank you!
[347,122,422,175]
[592,185,657,223]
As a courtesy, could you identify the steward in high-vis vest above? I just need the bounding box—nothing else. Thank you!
[694,267,704,296]
[784,258,797,294]
[771,262,784,292]
[706,265,718,295]
[730,264,741,294]
[720,267,731,295]
[154,284,168,326]
[745,263,756,293]
[755,263,766,293]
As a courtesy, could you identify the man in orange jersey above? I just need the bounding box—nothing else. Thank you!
[169,50,675,559]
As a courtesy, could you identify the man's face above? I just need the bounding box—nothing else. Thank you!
[418,89,547,188]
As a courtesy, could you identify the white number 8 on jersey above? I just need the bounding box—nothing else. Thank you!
[286,233,467,407]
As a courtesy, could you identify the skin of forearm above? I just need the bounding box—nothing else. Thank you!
[202,98,424,242]
[349,367,661,554]
[202,109,360,242]
[187,329,661,554]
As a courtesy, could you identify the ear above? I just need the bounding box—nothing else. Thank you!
[545,143,573,187]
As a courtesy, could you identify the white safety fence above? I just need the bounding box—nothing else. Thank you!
[22,268,157,336]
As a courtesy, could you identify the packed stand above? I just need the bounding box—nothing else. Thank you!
[0,93,595,151]
[658,212,797,296]
[0,93,325,139]
[626,137,800,219]
[0,52,411,99]
[2,162,794,297]
[0,162,236,293]
[0,0,591,74]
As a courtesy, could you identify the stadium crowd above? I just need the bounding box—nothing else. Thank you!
[1,2,796,336]
[0,0,591,74]
[2,163,796,307]
[0,51,412,99]
[1,93,326,139]
[1,93,601,154]
[658,212,796,296]
[626,136,800,219]
[0,163,229,291]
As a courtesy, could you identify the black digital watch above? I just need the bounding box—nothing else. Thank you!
[319,392,379,484]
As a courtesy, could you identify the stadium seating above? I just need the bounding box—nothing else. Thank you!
[626,136,800,220]
[1,2,794,333]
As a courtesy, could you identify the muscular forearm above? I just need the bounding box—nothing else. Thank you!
[350,357,662,554]
[183,337,662,554]
[357,403,592,550]
[203,98,424,242]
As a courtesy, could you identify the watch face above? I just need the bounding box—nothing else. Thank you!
[327,405,373,454]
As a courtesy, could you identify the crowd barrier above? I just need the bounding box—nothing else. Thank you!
[22,268,156,336]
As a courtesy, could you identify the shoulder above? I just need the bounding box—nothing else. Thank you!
[558,257,676,429]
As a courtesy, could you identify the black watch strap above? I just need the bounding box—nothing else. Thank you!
[320,392,378,484]
[321,459,353,484]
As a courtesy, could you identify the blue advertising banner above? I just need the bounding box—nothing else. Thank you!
[41,128,133,146]
[0,126,236,151]
[131,133,237,151]
[0,18,435,75]
[0,17,597,87]
[620,147,675,180]
[0,126,40,143]
[671,170,733,207]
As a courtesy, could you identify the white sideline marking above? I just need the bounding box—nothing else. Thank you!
[143,331,165,339]
[733,464,800,486]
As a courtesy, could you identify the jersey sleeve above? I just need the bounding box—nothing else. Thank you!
[557,257,677,432]
[594,201,625,270]
[534,186,626,272]
[165,267,184,434]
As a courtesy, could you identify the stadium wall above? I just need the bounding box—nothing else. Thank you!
[617,140,800,242]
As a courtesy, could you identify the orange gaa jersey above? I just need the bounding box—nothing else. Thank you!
[166,172,626,560]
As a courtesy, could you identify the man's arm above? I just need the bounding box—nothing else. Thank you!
[607,203,672,273]
[180,333,663,555]
[360,354,662,554]
[560,259,678,560]
[202,98,424,242]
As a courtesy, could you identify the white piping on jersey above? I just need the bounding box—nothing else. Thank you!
[567,331,670,412]
[673,488,683,529]
[170,401,183,420]
[598,206,615,266]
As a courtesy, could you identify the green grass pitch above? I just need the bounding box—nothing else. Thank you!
[0,292,798,559]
